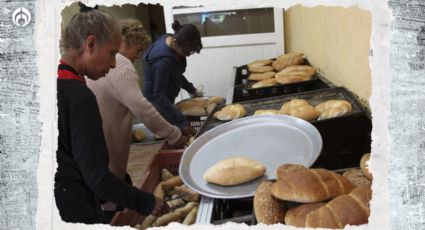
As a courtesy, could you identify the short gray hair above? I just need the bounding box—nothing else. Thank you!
[60,10,121,53]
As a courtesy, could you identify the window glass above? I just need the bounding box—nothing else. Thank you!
[174,8,275,37]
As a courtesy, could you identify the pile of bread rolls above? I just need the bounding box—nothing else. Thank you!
[176,96,225,116]
[254,98,352,121]
[254,153,373,229]
[135,168,200,229]
[247,53,316,89]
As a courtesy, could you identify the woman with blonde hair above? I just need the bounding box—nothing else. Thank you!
[87,19,188,216]
[56,4,168,224]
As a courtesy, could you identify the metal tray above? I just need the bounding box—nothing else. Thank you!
[131,123,164,145]
[179,115,322,199]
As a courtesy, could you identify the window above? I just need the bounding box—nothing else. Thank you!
[174,8,275,37]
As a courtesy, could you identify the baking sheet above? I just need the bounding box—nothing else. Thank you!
[179,115,322,199]
[131,123,164,145]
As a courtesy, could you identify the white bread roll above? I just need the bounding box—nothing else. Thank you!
[279,99,310,114]
[203,157,266,186]
[282,104,321,121]
[249,65,275,73]
[247,59,273,68]
[213,104,246,121]
[208,96,225,104]
[270,168,354,203]
[251,78,277,88]
[248,71,276,81]
[180,105,206,116]
[275,65,316,79]
[254,181,286,224]
[315,99,352,113]
[253,109,280,116]
[275,75,311,84]
[272,53,304,71]
[318,106,350,120]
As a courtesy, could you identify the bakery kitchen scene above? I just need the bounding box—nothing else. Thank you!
[59,3,373,229]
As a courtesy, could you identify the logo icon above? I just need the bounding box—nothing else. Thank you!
[12,7,31,27]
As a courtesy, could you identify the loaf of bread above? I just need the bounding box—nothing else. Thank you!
[254,181,286,224]
[284,202,326,227]
[249,65,275,73]
[280,104,321,121]
[161,168,175,181]
[180,105,206,116]
[271,168,354,203]
[279,99,310,114]
[132,128,146,142]
[174,185,200,202]
[251,78,277,88]
[208,96,225,105]
[315,100,352,113]
[162,176,183,190]
[360,153,372,180]
[153,212,181,227]
[213,104,247,121]
[253,109,280,116]
[203,157,266,186]
[272,53,304,71]
[275,163,307,180]
[182,206,198,225]
[275,65,316,79]
[305,186,372,228]
[247,59,273,69]
[318,106,350,120]
[248,71,276,81]
[342,168,371,187]
[275,75,311,84]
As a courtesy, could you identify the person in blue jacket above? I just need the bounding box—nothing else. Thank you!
[143,20,203,136]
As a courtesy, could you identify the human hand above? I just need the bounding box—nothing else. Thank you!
[167,135,190,149]
[181,126,196,136]
[151,197,170,217]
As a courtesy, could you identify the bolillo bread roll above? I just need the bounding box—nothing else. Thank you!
[251,78,277,89]
[213,104,247,121]
[279,99,310,114]
[254,181,286,224]
[208,96,225,105]
[180,105,206,116]
[203,157,266,186]
[248,71,276,81]
[315,100,352,113]
[318,106,350,120]
[275,75,311,84]
[280,104,321,121]
[270,168,354,203]
[249,65,275,73]
[305,185,372,229]
[275,65,316,79]
[253,109,280,116]
[247,59,273,68]
[284,202,326,227]
[272,53,304,71]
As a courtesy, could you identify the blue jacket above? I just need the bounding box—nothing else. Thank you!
[143,34,196,129]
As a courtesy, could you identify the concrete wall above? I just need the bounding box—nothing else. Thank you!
[284,5,372,106]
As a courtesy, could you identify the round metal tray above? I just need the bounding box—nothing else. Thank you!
[131,123,164,145]
[179,115,322,199]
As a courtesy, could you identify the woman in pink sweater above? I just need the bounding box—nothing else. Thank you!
[87,19,188,213]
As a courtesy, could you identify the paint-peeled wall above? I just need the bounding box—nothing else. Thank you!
[284,5,372,106]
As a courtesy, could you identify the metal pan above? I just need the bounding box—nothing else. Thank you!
[179,115,322,199]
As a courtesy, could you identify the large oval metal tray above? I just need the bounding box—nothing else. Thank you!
[179,115,322,199]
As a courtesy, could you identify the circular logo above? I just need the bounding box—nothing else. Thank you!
[12,7,31,27]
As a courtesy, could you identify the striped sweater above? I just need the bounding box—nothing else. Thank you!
[87,53,181,180]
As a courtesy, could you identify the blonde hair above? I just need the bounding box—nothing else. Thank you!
[120,19,151,50]
[60,10,120,53]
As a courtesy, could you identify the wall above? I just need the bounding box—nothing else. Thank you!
[60,3,151,87]
[284,5,372,106]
